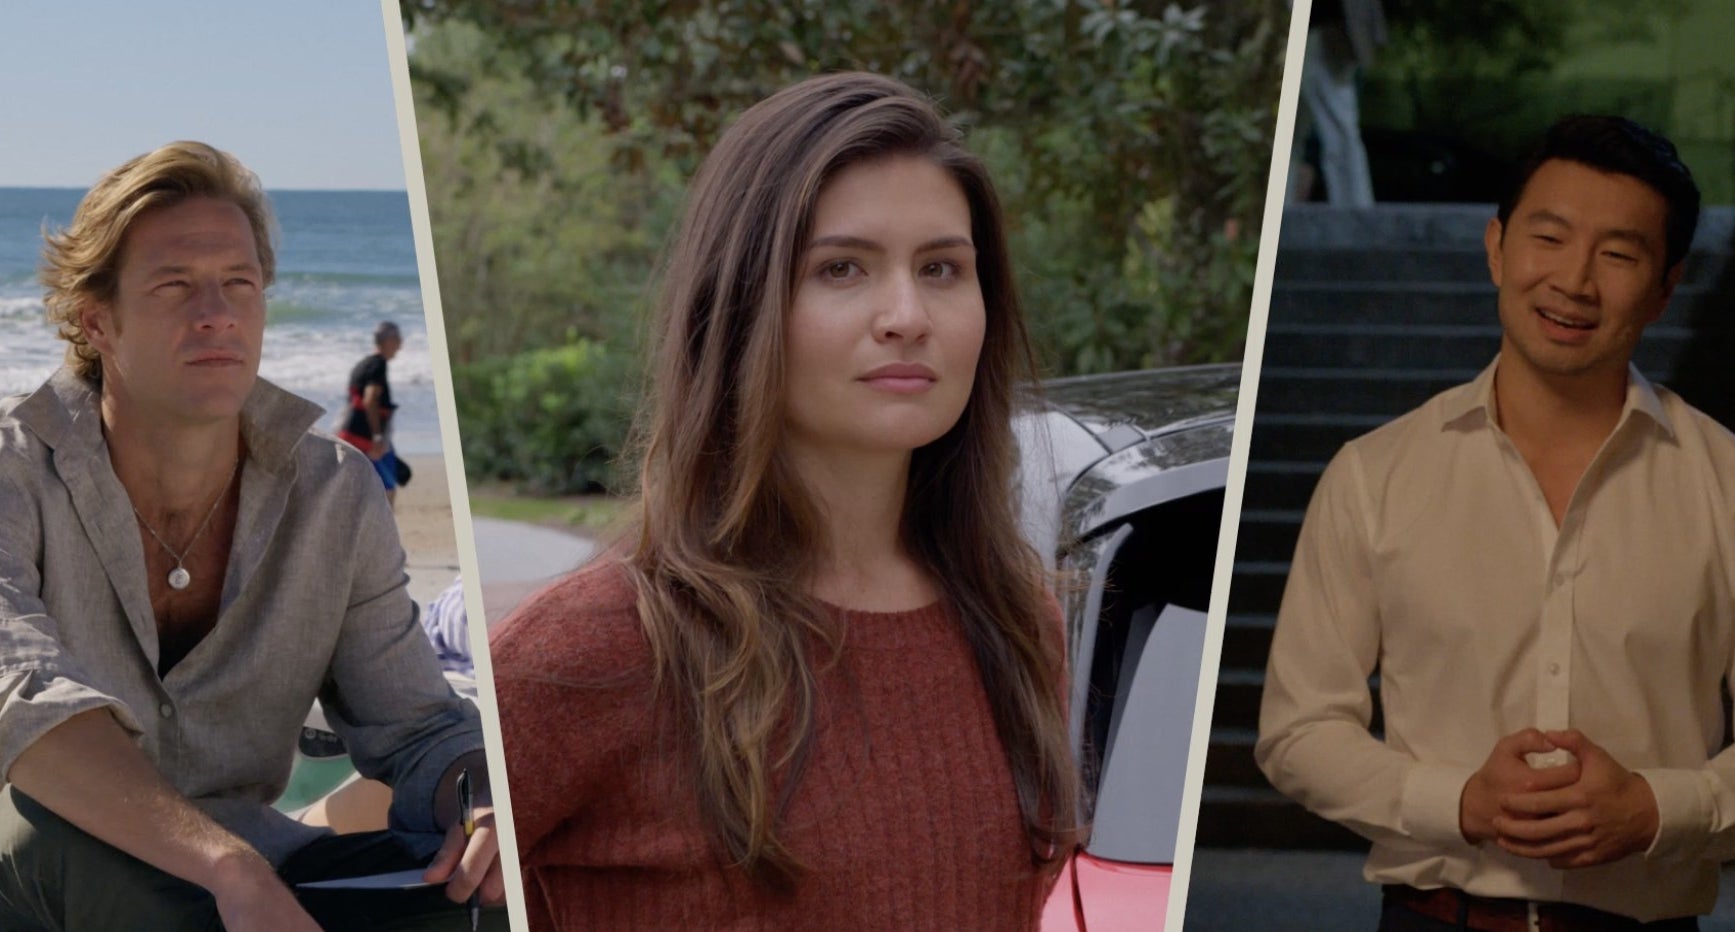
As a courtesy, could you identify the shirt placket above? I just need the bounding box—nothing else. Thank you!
[1536,418,1636,741]
[1491,429,1574,743]
[1535,506,1575,736]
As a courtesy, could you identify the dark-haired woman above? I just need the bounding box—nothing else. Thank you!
[491,71,1080,930]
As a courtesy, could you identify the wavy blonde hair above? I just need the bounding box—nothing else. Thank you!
[40,141,276,383]
[623,71,1081,889]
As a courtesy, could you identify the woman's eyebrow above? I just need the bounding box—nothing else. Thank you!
[807,234,882,252]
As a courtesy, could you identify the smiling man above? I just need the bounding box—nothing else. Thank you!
[0,143,503,930]
[1258,116,1733,929]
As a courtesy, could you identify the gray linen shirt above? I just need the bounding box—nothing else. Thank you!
[0,368,481,865]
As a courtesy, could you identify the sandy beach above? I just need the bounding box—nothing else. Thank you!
[394,452,463,607]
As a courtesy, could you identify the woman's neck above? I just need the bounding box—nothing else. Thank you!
[782,442,938,612]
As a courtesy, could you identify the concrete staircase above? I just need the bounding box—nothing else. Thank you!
[1199,204,1735,850]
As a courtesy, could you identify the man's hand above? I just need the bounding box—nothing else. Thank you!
[1492,729,1659,869]
[1460,729,1580,845]
[423,804,505,906]
[9,710,322,930]
[209,849,323,931]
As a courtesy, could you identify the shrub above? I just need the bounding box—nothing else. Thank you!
[453,339,639,494]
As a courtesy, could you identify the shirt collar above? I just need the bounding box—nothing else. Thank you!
[13,367,324,472]
[1441,355,1676,440]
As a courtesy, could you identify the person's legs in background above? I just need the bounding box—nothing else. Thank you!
[1296,25,1376,207]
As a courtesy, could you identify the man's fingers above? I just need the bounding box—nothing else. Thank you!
[1500,784,1586,816]
[1493,810,1586,843]
[422,821,466,884]
[1497,830,1592,860]
[1495,728,1556,758]
[1543,729,1603,764]
[1498,759,1580,794]
[481,860,508,906]
[444,823,500,904]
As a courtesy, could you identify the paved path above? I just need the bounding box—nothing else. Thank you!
[469,516,597,625]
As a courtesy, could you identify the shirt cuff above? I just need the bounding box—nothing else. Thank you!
[385,725,483,836]
[1635,767,1712,862]
[1399,762,1477,850]
[0,667,143,781]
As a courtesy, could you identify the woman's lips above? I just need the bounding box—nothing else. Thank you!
[860,363,937,393]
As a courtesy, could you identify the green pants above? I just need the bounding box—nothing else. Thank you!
[0,787,507,932]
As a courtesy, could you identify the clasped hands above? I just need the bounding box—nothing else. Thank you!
[1459,728,1659,869]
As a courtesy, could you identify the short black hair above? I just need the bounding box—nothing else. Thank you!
[1497,115,1700,272]
[373,320,401,347]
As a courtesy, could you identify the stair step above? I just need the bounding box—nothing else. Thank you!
[1262,322,1693,373]
[1269,250,1735,289]
[1219,614,1277,671]
[1249,414,1387,463]
[1196,790,1370,849]
[1276,204,1497,250]
[1234,509,1304,565]
[1228,560,1290,615]
[1272,248,1492,285]
[1203,729,1266,789]
[1275,203,1735,263]
[1269,282,1491,325]
[1241,461,1327,508]
[1212,669,1269,731]
[1253,367,1479,417]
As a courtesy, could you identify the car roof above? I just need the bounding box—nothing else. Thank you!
[1035,363,1241,453]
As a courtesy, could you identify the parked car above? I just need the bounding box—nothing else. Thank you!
[1023,364,1239,932]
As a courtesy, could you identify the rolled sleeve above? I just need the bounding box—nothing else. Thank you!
[319,482,480,835]
[0,661,143,782]
[0,471,141,780]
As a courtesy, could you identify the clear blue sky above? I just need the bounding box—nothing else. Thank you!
[0,2,408,190]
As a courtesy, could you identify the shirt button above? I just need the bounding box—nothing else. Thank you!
[1547,662,1561,676]
[159,703,174,718]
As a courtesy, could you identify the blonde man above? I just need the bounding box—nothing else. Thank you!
[0,142,503,930]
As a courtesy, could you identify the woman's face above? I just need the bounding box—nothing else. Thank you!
[782,154,986,464]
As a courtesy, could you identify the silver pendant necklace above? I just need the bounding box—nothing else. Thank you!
[132,460,241,591]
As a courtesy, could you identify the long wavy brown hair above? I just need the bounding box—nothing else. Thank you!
[623,71,1080,890]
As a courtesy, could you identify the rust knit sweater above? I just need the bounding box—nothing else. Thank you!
[489,560,1056,930]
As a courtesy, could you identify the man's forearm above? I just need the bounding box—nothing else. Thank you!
[6,708,277,895]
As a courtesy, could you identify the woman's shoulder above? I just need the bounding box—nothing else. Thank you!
[488,558,651,682]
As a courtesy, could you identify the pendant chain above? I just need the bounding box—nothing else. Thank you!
[131,459,242,591]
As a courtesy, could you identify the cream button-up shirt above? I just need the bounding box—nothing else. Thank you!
[1256,358,1735,921]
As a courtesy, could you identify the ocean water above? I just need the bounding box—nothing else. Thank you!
[0,188,445,454]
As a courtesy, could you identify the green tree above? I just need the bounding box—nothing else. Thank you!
[1363,0,1688,158]
[405,3,1286,490]
[408,0,1285,371]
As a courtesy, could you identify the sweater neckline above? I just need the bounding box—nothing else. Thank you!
[818,597,949,622]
